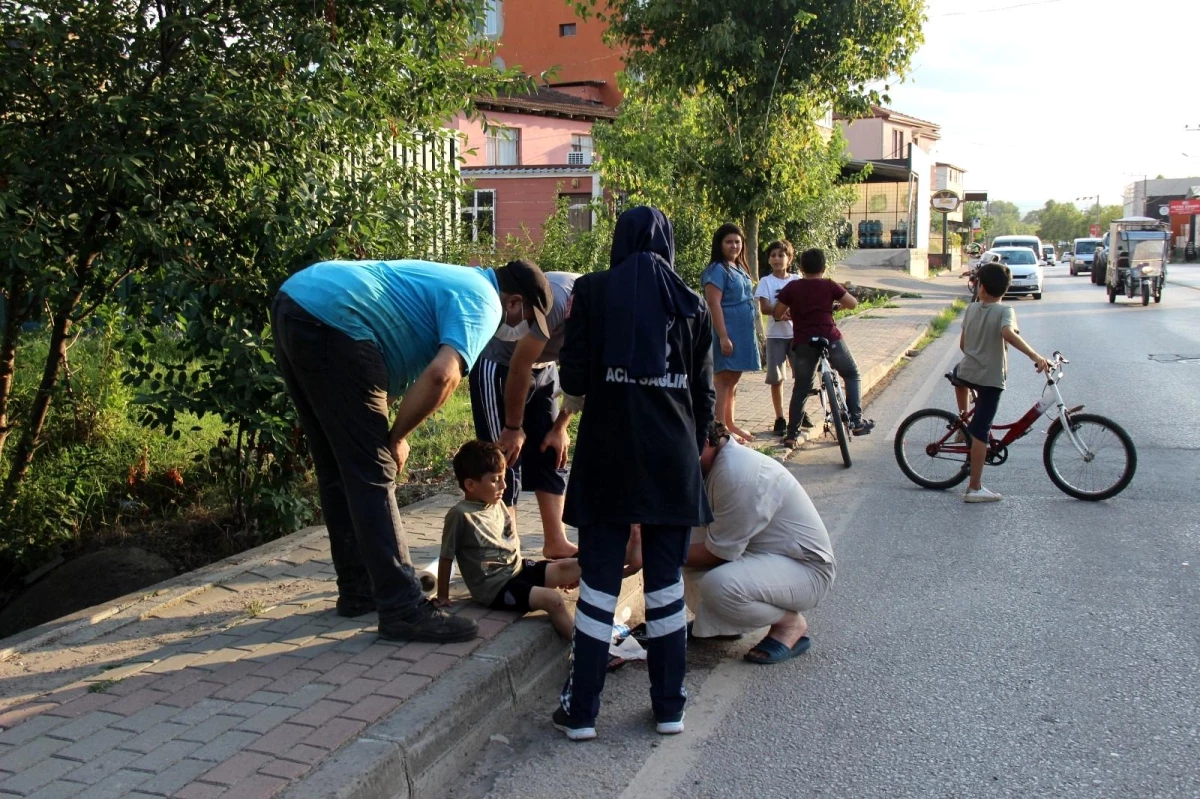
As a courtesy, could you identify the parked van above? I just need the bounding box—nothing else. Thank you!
[991,235,1043,261]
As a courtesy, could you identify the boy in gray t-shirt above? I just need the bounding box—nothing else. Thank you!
[952,261,1049,503]
[436,441,580,637]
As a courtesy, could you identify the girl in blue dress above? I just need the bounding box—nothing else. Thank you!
[701,223,761,441]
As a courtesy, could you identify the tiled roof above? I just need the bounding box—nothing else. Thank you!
[473,87,618,121]
[835,104,941,132]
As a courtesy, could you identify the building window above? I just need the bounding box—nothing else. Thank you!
[568,134,593,165]
[485,126,519,166]
[891,129,906,159]
[461,189,495,243]
[477,1,501,37]
[559,23,577,36]
[561,193,593,233]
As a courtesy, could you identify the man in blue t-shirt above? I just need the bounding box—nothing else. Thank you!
[272,259,553,643]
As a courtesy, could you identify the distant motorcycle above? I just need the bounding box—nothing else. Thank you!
[963,264,980,302]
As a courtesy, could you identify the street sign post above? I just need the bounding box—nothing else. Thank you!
[930,190,962,265]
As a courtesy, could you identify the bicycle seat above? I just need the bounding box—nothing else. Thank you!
[808,336,831,350]
[944,368,968,388]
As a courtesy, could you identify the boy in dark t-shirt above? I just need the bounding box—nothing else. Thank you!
[773,248,874,446]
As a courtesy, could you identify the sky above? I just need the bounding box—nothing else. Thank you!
[876,0,1200,213]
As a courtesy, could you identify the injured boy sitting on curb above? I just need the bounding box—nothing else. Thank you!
[437,440,580,638]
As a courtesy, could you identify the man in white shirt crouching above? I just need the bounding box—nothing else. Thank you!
[684,422,835,664]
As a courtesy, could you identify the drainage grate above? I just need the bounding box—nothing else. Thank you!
[1148,354,1200,364]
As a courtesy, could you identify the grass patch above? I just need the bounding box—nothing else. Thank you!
[834,295,899,321]
[913,299,968,352]
[88,679,120,694]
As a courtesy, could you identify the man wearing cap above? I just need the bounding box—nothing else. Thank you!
[272,259,553,643]
[471,269,580,560]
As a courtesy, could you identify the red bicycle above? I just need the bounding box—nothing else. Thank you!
[894,352,1137,500]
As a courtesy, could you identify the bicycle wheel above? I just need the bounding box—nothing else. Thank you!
[1043,413,1136,500]
[894,408,970,489]
[823,372,851,468]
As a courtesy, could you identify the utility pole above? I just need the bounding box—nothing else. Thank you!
[1076,194,1101,234]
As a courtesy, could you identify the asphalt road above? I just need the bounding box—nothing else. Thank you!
[445,266,1200,799]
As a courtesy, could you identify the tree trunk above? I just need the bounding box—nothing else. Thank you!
[744,209,767,358]
[2,276,88,505]
[0,277,27,458]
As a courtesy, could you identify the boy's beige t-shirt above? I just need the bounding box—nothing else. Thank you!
[440,500,523,605]
[956,302,1018,389]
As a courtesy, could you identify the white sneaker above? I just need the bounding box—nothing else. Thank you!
[655,713,685,735]
[963,486,1003,503]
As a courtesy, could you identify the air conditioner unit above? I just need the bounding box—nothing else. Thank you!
[567,151,592,166]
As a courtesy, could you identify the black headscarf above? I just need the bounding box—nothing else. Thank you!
[603,206,703,378]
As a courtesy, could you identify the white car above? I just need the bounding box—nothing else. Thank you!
[983,247,1044,299]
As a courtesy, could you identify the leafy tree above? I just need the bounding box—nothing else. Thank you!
[1036,200,1087,244]
[578,0,925,273]
[0,1,516,526]
[983,200,1033,238]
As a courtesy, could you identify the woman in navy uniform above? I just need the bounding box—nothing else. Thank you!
[552,206,716,741]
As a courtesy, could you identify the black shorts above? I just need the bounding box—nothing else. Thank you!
[488,559,550,613]
[469,359,567,506]
[964,383,1003,441]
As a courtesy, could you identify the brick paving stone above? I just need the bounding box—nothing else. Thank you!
[283,700,349,729]
[189,730,260,763]
[187,645,246,670]
[42,686,88,707]
[160,681,223,709]
[102,688,172,716]
[152,667,207,694]
[242,692,287,707]
[435,638,482,657]
[219,701,270,720]
[0,754,76,794]
[346,645,392,668]
[129,738,204,772]
[57,747,138,785]
[172,781,227,799]
[279,744,326,766]
[205,661,261,687]
[217,774,287,799]
[117,721,191,754]
[144,653,206,675]
[27,780,93,799]
[44,692,117,719]
[244,724,310,757]
[236,642,298,662]
[228,625,283,652]
[256,757,311,781]
[177,713,242,744]
[68,767,152,799]
[0,713,67,745]
[171,699,233,726]
[376,674,432,700]
[296,650,349,673]
[405,653,459,679]
[259,616,308,636]
[473,618,509,640]
[386,641,438,662]
[134,757,214,797]
[0,735,69,771]
[0,703,59,730]
[246,656,305,682]
[102,673,161,698]
[452,604,490,621]
[45,711,124,743]
[213,677,274,703]
[272,683,332,710]
[300,717,364,752]
[261,669,318,696]
[56,728,134,761]
[339,694,403,725]
[360,658,411,684]
[484,609,522,623]
[199,751,273,786]
[325,678,386,704]
[232,706,298,736]
[110,704,184,734]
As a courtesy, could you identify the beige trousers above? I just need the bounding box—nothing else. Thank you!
[684,551,834,639]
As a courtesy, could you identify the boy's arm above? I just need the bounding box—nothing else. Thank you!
[959,327,965,353]
[834,284,858,310]
[434,557,454,607]
[1001,326,1050,372]
[757,296,773,315]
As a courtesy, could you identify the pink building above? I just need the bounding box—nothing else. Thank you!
[449,88,617,245]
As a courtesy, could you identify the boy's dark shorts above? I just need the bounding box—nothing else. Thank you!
[964,383,1003,441]
[488,559,550,613]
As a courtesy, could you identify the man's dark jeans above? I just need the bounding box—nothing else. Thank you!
[271,292,423,623]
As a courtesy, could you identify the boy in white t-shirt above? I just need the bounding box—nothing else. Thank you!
[754,240,800,434]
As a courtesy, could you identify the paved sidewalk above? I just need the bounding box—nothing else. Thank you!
[0,267,967,799]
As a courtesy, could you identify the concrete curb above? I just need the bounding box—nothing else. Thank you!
[284,574,646,799]
[0,491,457,661]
